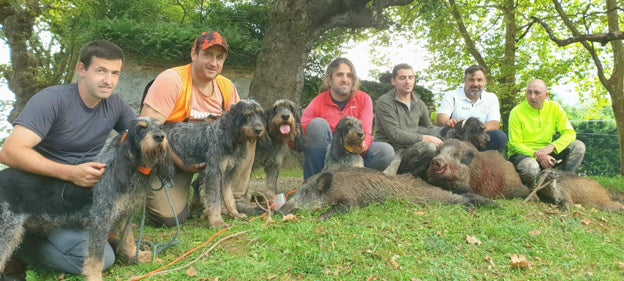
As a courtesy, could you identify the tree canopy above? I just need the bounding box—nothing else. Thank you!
[2,0,624,174]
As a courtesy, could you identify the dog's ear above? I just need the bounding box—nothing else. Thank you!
[293,124,305,152]
[258,128,273,149]
[291,101,302,124]
[157,154,176,189]
[220,103,244,152]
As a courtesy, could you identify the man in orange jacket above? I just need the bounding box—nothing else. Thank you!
[139,31,260,227]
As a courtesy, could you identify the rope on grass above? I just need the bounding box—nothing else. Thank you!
[137,230,250,279]
[128,227,244,281]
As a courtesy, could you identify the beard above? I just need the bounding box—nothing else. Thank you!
[466,89,482,99]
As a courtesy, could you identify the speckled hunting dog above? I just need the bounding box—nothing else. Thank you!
[251,99,304,202]
[0,117,174,281]
[438,117,490,151]
[165,100,266,229]
[323,116,366,171]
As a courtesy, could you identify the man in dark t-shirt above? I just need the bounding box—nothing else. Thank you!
[0,40,136,279]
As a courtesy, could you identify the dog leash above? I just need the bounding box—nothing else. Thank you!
[135,178,181,262]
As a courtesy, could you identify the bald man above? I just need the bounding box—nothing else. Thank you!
[507,79,585,187]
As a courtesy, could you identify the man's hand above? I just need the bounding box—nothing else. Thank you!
[179,162,207,173]
[170,148,206,173]
[422,135,443,148]
[535,145,556,168]
[70,162,107,188]
[446,118,460,128]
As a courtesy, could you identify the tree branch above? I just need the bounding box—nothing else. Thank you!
[448,0,488,71]
[531,16,624,46]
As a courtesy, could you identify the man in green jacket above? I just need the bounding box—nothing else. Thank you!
[374,63,443,174]
[508,79,585,186]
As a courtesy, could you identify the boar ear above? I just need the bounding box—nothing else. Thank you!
[316,172,334,192]
[461,150,475,165]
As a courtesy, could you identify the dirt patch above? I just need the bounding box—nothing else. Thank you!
[248,175,303,196]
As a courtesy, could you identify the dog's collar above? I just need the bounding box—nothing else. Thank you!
[460,119,468,129]
[138,166,152,175]
[343,145,355,153]
[120,131,129,142]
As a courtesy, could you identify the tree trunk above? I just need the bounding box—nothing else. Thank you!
[248,0,414,110]
[603,0,624,175]
[497,0,518,126]
[1,0,42,123]
[247,1,310,109]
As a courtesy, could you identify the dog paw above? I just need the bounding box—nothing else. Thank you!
[137,249,153,263]
[209,220,230,230]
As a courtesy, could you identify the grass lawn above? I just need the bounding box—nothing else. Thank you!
[27,169,624,281]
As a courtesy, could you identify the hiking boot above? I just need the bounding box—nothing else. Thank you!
[235,201,264,216]
[1,259,27,281]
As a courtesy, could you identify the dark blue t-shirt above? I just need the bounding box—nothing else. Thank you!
[13,84,137,165]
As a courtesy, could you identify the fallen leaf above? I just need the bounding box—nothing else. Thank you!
[282,214,297,222]
[265,216,275,224]
[316,225,325,234]
[466,235,482,245]
[186,267,198,277]
[414,211,426,216]
[582,219,592,225]
[391,254,401,270]
[509,254,532,270]
[529,230,541,236]
[485,256,496,267]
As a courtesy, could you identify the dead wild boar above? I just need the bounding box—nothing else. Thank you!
[426,139,530,199]
[527,168,624,212]
[279,166,494,220]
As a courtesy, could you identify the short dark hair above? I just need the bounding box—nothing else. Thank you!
[464,65,487,78]
[79,40,124,69]
[320,57,360,93]
[392,63,413,78]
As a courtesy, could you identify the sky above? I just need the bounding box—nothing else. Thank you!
[0,42,13,101]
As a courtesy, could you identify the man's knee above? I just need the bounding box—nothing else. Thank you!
[304,118,332,149]
[421,142,437,157]
[487,130,508,153]
[148,205,190,227]
[146,173,192,227]
[364,142,395,171]
[17,230,116,275]
[567,140,586,155]
[515,158,540,187]
[562,140,586,173]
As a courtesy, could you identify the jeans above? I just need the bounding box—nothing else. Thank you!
[509,140,586,187]
[487,129,508,154]
[17,229,115,275]
[303,118,394,180]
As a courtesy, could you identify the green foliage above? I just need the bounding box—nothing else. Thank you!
[84,1,267,66]
[301,76,322,108]
[90,20,202,63]
[393,0,601,127]
[573,120,621,176]
[40,0,268,68]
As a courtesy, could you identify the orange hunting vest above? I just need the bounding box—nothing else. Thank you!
[167,64,234,122]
